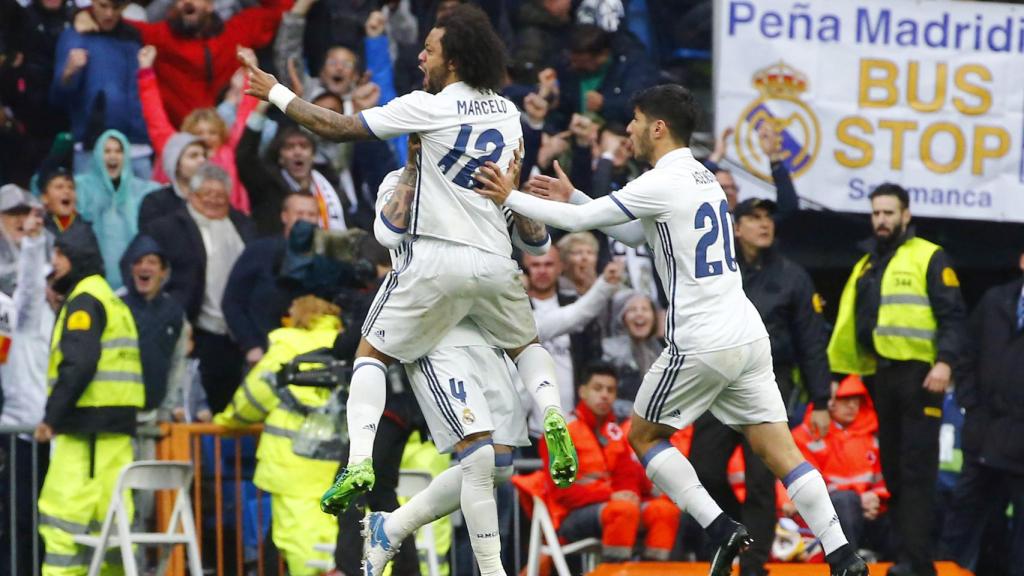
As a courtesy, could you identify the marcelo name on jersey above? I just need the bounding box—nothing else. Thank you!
[457,98,509,116]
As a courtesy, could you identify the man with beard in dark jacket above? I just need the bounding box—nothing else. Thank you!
[940,250,1024,575]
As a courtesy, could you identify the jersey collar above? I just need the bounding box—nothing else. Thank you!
[654,147,694,168]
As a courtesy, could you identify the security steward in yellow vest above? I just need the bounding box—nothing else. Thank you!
[34,230,144,576]
[214,295,343,576]
[827,183,965,576]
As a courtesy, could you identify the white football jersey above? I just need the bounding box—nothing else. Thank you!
[602,148,768,354]
[360,82,523,257]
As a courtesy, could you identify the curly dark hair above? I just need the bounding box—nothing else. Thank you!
[434,4,507,92]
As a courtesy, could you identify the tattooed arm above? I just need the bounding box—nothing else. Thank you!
[512,213,550,254]
[239,48,375,142]
[282,98,375,142]
[374,137,420,248]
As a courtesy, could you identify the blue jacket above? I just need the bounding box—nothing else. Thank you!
[118,234,186,411]
[75,129,161,289]
[555,32,661,128]
[50,25,149,145]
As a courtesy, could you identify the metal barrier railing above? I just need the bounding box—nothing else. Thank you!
[156,422,285,576]
[0,421,546,576]
[0,424,43,576]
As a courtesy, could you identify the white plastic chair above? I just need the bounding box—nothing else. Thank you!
[306,469,442,576]
[525,495,600,576]
[72,460,203,576]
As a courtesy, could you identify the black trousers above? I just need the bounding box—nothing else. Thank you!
[335,415,420,576]
[193,328,245,414]
[940,459,1024,576]
[868,360,942,576]
[690,412,775,574]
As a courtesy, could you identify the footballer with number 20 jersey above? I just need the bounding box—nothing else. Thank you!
[359,81,523,257]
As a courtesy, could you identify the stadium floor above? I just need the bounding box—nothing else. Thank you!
[587,561,971,576]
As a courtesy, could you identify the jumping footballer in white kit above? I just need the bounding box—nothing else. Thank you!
[474,84,869,576]
[357,149,536,576]
[238,4,578,513]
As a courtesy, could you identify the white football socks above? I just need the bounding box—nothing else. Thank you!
[784,462,848,555]
[346,357,388,465]
[460,442,504,576]
[513,344,563,415]
[643,441,724,528]
[383,446,514,552]
[384,464,462,544]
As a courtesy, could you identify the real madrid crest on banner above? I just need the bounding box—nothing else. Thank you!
[734,61,820,182]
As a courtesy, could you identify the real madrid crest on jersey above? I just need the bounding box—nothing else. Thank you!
[734,61,821,182]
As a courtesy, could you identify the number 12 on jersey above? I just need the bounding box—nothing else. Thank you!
[694,199,738,279]
[438,124,506,189]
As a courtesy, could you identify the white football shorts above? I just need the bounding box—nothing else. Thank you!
[362,237,539,363]
[633,337,787,428]
[404,345,530,454]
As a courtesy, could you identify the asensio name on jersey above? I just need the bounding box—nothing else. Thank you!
[359,83,523,257]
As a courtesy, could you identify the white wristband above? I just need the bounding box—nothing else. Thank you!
[268,83,297,112]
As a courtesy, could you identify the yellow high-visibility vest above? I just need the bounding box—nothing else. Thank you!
[48,275,144,409]
[828,237,941,376]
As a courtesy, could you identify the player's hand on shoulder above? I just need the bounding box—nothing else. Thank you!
[474,162,513,205]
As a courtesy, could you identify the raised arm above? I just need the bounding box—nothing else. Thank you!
[238,49,373,142]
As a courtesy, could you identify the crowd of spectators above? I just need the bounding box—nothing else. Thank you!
[0,0,1020,573]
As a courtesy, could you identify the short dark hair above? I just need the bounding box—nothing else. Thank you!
[869,182,910,209]
[569,24,611,55]
[282,191,316,211]
[267,124,316,162]
[578,361,619,388]
[435,4,507,92]
[630,84,701,146]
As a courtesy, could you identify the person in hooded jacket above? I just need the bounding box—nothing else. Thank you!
[33,225,144,576]
[75,129,160,289]
[117,234,187,420]
[789,375,890,553]
[214,294,342,575]
[601,289,662,417]
[137,132,206,231]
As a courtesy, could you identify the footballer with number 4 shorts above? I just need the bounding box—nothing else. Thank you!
[236,0,578,541]
[473,84,870,576]
[356,142,543,576]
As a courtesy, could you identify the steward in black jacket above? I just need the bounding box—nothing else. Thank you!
[942,269,1024,570]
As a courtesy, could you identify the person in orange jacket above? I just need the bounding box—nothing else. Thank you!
[540,362,680,561]
[788,375,889,551]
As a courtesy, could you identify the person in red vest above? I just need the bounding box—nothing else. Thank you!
[789,375,889,552]
[540,362,680,561]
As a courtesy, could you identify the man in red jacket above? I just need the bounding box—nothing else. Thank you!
[540,362,680,561]
[125,0,291,125]
[790,375,889,552]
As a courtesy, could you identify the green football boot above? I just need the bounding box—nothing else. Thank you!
[320,458,375,515]
[543,408,579,488]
